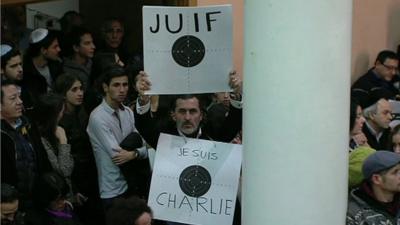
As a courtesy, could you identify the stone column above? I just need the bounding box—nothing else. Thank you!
[242,1,353,225]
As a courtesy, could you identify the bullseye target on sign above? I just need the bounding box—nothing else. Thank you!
[179,165,211,197]
[171,35,206,68]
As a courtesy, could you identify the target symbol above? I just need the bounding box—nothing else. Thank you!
[171,35,205,68]
[179,165,211,197]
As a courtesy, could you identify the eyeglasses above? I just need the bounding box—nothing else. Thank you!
[382,64,399,73]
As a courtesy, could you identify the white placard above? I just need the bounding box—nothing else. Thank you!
[148,133,242,225]
[143,5,232,94]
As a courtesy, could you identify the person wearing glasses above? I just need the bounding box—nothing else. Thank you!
[352,50,399,108]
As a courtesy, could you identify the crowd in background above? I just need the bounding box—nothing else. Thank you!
[1,6,400,225]
[1,8,242,225]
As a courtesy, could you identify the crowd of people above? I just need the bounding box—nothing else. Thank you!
[1,7,399,225]
[348,50,400,224]
[1,9,242,225]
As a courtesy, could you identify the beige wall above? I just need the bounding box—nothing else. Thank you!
[352,0,400,83]
[197,0,244,76]
[197,0,400,83]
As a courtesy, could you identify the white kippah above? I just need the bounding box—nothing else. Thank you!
[0,44,12,57]
[30,28,49,44]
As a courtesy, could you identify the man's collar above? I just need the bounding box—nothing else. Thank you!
[102,98,125,113]
[365,120,383,139]
[178,127,202,139]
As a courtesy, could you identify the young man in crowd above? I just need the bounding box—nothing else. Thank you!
[63,26,96,87]
[347,151,400,225]
[87,65,149,211]
[23,28,63,98]
[1,44,23,82]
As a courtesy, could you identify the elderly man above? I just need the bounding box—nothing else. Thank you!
[362,96,393,150]
[346,151,400,225]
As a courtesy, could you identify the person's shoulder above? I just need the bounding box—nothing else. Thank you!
[122,104,134,112]
[346,189,366,223]
[88,104,108,123]
[0,119,12,132]
[352,70,376,88]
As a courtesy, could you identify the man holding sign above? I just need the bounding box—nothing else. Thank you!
[140,5,241,225]
[134,70,242,149]
[134,71,242,225]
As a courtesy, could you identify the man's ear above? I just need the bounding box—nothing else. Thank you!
[1,68,4,75]
[73,45,79,53]
[102,83,108,94]
[199,110,203,122]
[371,174,383,185]
[375,60,383,67]
[368,111,375,121]
[40,47,47,56]
[171,111,176,122]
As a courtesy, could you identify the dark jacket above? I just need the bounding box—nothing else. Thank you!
[351,68,400,108]
[362,124,391,150]
[134,103,242,149]
[22,57,63,101]
[0,118,47,209]
[59,108,98,195]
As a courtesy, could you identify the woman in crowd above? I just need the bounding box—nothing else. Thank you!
[32,93,74,199]
[349,99,368,151]
[54,73,105,225]
[388,124,400,153]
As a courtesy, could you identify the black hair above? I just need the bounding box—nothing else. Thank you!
[1,79,19,104]
[32,172,69,209]
[1,183,19,203]
[375,50,399,64]
[1,44,21,69]
[350,98,360,132]
[170,94,207,113]
[101,17,124,35]
[54,73,83,96]
[106,196,152,225]
[63,26,92,57]
[101,64,127,87]
[59,10,83,32]
[89,52,118,87]
[33,93,65,149]
[25,29,58,58]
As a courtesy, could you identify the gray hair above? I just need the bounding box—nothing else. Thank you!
[363,102,378,119]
